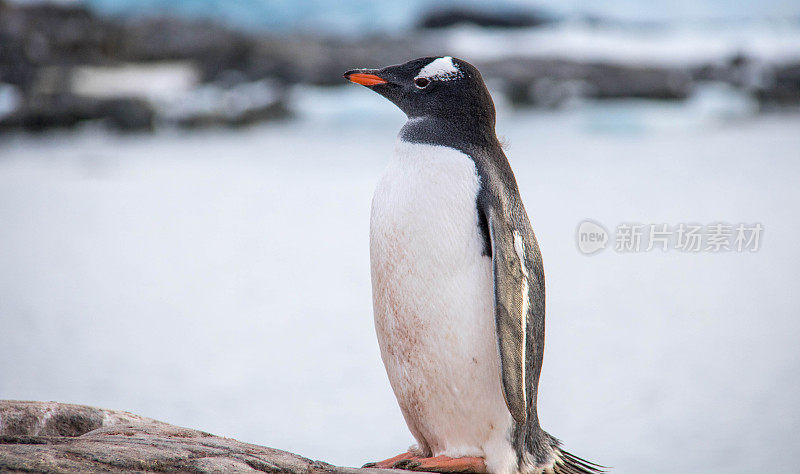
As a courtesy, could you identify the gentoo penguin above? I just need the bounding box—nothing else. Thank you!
[344,57,601,474]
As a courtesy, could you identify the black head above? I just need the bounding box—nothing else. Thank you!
[344,56,496,136]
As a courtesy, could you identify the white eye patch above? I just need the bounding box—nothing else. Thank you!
[415,56,463,81]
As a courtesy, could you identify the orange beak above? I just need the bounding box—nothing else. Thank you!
[344,72,388,86]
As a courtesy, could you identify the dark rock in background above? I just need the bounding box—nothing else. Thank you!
[0,400,390,473]
[246,34,428,87]
[690,53,800,109]
[756,62,800,108]
[116,17,254,83]
[0,1,122,90]
[0,94,155,131]
[481,58,693,107]
[416,7,556,29]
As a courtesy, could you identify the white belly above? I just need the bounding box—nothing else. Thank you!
[370,140,515,470]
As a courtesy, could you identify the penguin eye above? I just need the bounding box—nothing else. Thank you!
[414,77,430,89]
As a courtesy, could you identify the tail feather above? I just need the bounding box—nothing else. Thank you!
[517,430,605,473]
[552,448,606,474]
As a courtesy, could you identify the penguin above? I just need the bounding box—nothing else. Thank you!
[344,57,602,474]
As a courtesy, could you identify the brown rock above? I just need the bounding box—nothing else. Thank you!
[0,400,395,473]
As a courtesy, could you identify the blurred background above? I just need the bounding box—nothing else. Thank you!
[1,0,799,472]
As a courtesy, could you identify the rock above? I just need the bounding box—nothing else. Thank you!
[690,53,773,94]
[246,35,429,87]
[481,58,693,106]
[116,17,254,84]
[0,94,155,131]
[416,7,556,29]
[756,62,800,108]
[0,1,123,89]
[583,62,693,100]
[691,54,800,108]
[0,400,393,473]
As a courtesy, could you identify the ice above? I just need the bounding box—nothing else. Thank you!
[0,84,22,119]
[160,79,283,123]
[70,62,200,102]
[446,21,800,66]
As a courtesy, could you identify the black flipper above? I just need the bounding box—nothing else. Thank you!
[485,206,529,424]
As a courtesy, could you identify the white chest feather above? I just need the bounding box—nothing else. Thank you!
[370,140,516,473]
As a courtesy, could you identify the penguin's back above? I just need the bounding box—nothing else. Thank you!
[369,139,517,472]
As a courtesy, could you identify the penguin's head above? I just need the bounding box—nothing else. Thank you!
[344,56,495,129]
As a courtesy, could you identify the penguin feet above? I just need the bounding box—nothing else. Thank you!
[392,455,487,473]
[362,451,420,469]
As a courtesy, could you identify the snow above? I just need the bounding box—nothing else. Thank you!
[446,20,800,66]
[1,101,799,472]
[159,79,283,122]
[70,62,201,102]
[0,83,22,118]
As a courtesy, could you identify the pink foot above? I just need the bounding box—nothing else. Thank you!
[393,455,488,473]
[363,451,420,469]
